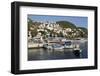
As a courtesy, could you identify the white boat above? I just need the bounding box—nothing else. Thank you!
[52,44,64,50]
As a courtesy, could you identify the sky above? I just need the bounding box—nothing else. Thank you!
[28,15,88,28]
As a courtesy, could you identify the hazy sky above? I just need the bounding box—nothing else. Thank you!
[28,15,88,28]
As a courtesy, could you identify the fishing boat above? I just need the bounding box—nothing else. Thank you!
[52,44,64,50]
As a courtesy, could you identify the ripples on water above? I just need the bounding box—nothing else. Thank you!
[28,40,88,61]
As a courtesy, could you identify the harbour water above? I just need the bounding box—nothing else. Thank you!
[28,40,88,61]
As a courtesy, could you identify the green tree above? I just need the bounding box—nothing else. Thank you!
[56,21,76,29]
[31,28,38,37]
[28,18,33,30]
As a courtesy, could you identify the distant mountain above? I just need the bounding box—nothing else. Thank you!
[56,21,87,36]
[78,27,87,33]
[56,21,76,29]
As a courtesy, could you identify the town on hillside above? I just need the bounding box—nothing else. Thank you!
[28,18,87,40]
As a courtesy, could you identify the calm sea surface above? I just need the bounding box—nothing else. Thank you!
[28,40,88,61]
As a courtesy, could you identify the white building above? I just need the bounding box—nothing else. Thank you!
[66,28,72,32]
[39,22,60,30]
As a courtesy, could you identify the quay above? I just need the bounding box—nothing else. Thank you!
[28,37,84,53]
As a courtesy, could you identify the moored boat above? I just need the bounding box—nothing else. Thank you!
[52,44,64,50]
[73,44,82,52]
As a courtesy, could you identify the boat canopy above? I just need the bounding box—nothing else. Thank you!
[64,41,72,45]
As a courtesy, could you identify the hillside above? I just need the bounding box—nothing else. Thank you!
[56,21,76,29]
[28,18,88,39]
